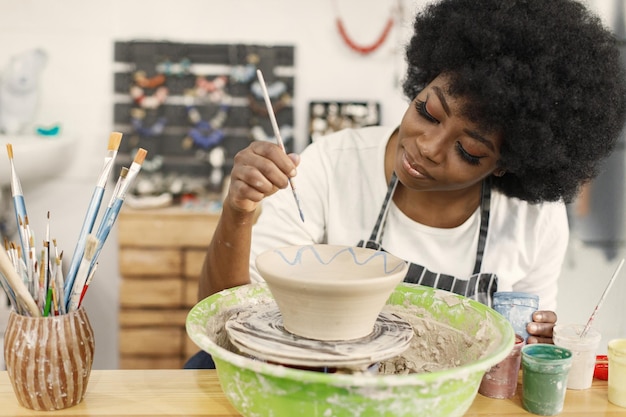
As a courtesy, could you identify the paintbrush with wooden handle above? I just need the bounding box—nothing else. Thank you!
[0,243,40,316]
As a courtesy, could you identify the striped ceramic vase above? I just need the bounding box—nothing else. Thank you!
[3,307,95,411]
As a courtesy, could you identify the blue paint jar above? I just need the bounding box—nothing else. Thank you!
[492,291,539,342]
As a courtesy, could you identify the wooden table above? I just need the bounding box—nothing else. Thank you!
[0,370,624,416]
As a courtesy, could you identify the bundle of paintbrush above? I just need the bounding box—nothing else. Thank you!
[0,133,148,317]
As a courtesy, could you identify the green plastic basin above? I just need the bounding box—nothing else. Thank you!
[186,282,514,417]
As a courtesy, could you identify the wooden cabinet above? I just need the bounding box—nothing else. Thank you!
[117,207,220,369]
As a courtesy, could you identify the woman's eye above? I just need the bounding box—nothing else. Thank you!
[415,99,439,124]
[455,142,482,166]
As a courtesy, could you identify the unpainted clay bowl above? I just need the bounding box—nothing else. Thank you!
[255,244,409,340]
[186,283,516,417]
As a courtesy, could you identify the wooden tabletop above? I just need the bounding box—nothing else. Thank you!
[0,369,624,416]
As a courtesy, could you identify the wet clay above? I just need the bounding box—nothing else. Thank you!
[377,304,493,375]
[206,297,496,376]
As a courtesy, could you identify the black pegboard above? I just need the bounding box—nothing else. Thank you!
[113,41,295,194]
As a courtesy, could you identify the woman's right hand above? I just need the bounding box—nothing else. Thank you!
[227,141,300,214]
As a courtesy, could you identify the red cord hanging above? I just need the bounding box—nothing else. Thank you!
[335,12,394,55]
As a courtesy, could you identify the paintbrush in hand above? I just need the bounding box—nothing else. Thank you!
[255,69,304,222]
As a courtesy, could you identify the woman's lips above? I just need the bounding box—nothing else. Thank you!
[402,152,432,179]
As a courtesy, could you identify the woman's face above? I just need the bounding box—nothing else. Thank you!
[395,75,503,193]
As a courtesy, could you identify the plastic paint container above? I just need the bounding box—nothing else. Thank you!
[553,324,601,390]
[594,355,608,380]
[521,344,572,416]
[492,292,539,342]
[608,339,626,408]
[479,334,525,399]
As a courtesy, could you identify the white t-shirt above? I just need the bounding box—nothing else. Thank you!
[250,126,569,311]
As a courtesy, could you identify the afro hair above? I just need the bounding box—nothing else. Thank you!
[403,0,626,203]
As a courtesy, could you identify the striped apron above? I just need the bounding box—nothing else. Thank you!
[357,172,498,306]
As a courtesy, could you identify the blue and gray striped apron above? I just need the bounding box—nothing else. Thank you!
[357,172,498,306]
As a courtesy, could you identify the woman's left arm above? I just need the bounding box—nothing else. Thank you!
[515,201,569,344]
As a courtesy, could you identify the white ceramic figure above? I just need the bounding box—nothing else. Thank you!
[0,48,47,134]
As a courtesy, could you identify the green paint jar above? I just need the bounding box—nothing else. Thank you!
[521,344,573,416]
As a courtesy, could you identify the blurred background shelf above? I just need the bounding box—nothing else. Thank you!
[117,207,219,369]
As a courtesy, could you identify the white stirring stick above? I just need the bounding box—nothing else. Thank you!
[255,69,305,222]
[580,258,624,338]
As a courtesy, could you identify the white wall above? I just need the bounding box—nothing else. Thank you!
[0,0,623,369]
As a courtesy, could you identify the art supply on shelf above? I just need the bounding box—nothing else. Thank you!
[553,324,601,390]
[255,69,304,222]
[580,258,624,339]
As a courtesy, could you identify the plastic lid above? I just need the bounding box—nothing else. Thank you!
[553,324,601,350]
[492,291,539,306]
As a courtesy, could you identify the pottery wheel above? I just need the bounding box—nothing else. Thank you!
[224,304,414,369]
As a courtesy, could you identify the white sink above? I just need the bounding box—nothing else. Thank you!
[0,135,75,187]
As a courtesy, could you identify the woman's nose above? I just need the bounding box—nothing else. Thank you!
[416,130,446,164]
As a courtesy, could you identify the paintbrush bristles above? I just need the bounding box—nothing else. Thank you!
[6,144,13,159]
[133,148,148,165]
[108,132,123,151]
[84,234,98,261]
[67,234,99,312]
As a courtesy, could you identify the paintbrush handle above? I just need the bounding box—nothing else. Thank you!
[55,263,66,315]
[93,198,124,262]
[64,187,105,300]
[0,244,40,316]
[67,260,90,312]
[256,70,305,222]
[581,258,624,338]
[0,274,19,313]
[83,194,130,292]
[78,262,98,308]
[12,195,30,266]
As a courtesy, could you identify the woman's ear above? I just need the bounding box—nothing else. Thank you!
[493,168,506,177]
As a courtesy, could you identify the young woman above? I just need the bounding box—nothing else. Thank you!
[191,0,626,368]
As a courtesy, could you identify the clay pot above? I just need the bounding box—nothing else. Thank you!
[3,308,95,411]
[255,244,408,340]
